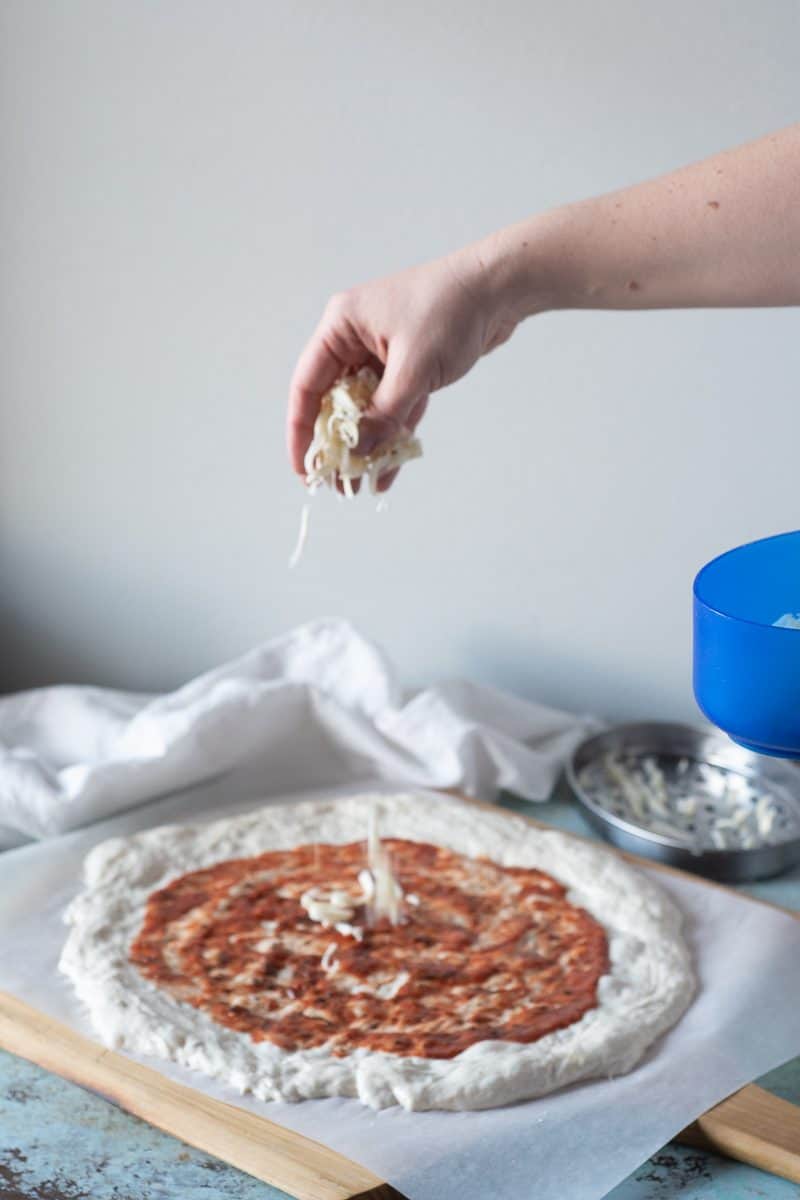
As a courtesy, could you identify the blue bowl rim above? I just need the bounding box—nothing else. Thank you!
[693,528,800,630]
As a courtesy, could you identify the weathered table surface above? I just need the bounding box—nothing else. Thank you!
[2,791,799,1200]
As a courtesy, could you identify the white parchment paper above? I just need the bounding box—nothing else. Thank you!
[1,780,799,1200]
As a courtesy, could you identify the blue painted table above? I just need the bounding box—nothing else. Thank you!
[2,793,799,1200]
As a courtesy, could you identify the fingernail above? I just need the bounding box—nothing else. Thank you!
[358,417,395,457]
[358,432,379,456]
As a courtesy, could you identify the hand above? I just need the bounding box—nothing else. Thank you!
[286,244,520,487]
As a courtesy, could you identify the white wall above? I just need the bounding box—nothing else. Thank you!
[1,0,798,722]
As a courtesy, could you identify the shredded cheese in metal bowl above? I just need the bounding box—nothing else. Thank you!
[289,367,422,566]
[578,752,798,853]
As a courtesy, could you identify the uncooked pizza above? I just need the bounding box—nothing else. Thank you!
[60,793,694,1111]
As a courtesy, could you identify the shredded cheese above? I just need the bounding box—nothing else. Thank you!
[320,943,339,974]
[774,612,800,629]
[363,807,404,925]
[300,887,357,928]
[288,502,311,570]
[580,752,789,853]
[289,367,422,567]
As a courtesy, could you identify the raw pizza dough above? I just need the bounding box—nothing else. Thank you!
[59,792,694,1111]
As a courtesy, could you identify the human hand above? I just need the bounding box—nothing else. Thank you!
[287,243,520,488]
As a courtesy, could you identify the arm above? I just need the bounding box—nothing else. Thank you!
[492,123,800,317]
[288,125,800,478]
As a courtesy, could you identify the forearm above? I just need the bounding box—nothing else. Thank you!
[481,124,800,321]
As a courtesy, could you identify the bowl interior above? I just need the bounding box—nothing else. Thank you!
[694,530,800,627]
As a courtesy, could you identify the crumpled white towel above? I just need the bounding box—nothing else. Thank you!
[0,618,599,850]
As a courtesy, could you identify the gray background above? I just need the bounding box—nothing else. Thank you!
[1,0,798,720]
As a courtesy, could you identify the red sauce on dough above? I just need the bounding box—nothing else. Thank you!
[129,839,609,1059]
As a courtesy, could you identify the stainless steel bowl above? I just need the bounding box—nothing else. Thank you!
[566,721,800,882]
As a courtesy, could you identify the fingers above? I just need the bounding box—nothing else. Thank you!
[287,335,346,475]
[357,351,423,456]
[287,296,380,475]
[356,412,404,459]
[371,350,422,426]
[406,395,429,432]
[287,296,431,488]
[371,394,429,495]
[375,469,399,493]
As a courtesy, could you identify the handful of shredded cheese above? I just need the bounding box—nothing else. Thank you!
[290,367,422,566]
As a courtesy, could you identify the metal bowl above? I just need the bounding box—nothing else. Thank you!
[566,721,800,882]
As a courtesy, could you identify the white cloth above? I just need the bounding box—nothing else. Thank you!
[0,618,599,850]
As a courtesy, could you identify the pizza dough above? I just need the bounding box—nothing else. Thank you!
[59,792,694,1111]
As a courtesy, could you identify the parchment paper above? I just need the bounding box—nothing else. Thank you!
[1,779,799,1200]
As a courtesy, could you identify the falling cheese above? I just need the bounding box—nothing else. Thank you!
[363,806,404,925]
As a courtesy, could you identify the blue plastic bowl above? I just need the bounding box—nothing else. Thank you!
[694,530,800,758]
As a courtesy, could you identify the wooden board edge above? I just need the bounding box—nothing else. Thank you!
[0,989,409,1200]
[677,1083,800,1184]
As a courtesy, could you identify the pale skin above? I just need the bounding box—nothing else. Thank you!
[287,125,800,488]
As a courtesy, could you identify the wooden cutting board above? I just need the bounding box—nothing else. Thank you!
[0,792,798,1198]
[0,989,405,1200]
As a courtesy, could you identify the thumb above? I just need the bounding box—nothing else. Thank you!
[358,351,422,456]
